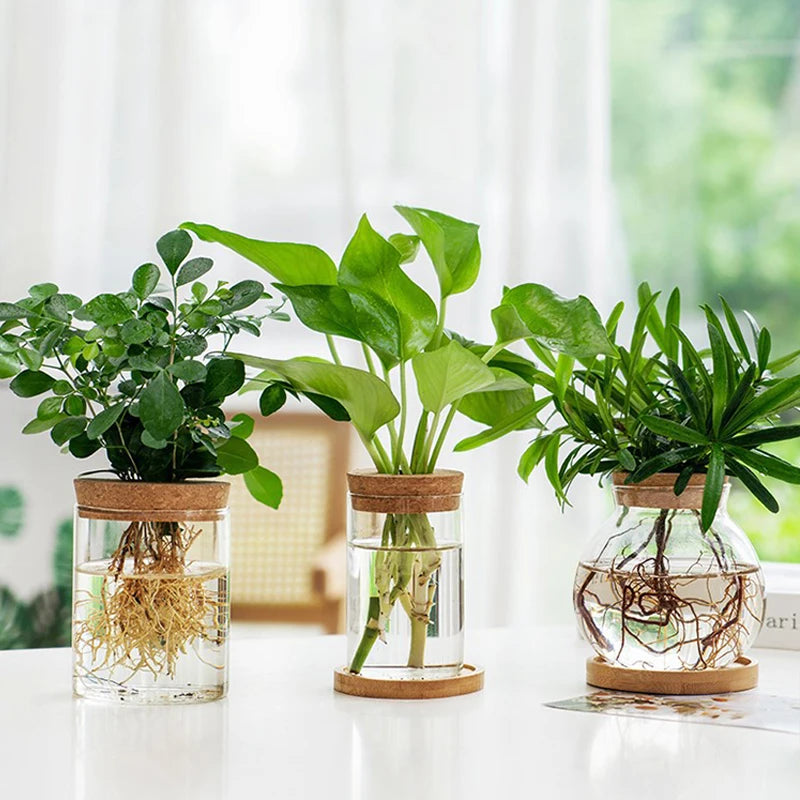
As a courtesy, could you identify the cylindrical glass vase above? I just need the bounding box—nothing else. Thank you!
[72,478,230,704]
[346,470,464,679]
[574,473,765,671]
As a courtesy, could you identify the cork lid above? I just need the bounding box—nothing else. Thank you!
[347,469,463,513]
[612,472,728,510]
[74,476,230,521]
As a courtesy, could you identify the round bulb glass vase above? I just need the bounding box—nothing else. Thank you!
[344,470,465,683]
[574,473,765,673]
[72,477,230,704]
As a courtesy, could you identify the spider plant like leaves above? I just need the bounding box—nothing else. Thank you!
[701,444,726,532]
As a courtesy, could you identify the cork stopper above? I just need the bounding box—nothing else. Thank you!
[347,469,463,513]
[613,472,728,510]
[74,476,230,521]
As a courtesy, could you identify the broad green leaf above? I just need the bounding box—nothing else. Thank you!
[68,432,101,458]
[36,396,63,420]
[18,349,43,371]
[157,229,192,275]
[216,436,258,474]
[411,340,495,414]
[229,413,255,439]
[51,416,88,446]
[388,233,420,264]
[339,215,437,366]
[496,284,614,358]
[276,284,361,340]
[628,446,706,483]
[259,384,286,417]
[80,294,133,327]
[701,444,725,531]
[0,354,21,379]
[168,360,207,383]
[22,414,66,434]
[139,372,185,440]
[233,354,398,438]
[394,206,480,296]
[639,415,708,445]
[120,319,153,345]
[243,466,283,509]
[459,385,537,429]
[180,222,338,285]
[221,280,264,312]
[490,304,532,349]
[10,370,55,398]
[454,399,548,452]
[132,263,160,299]
[175,257,212,287]
[0,303,27,321]
[517,436,554,482]
[29,283,58,301]
[205,357,245,402]
[305,392,350,421]
[140,430,168,449]
[86,403,125,440]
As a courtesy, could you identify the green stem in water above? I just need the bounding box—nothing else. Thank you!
[348,596,381,674]
[408,618,428,668]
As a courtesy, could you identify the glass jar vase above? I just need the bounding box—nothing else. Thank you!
[345,470,464,680]
[72,477,230,704]
[574,473,765,671]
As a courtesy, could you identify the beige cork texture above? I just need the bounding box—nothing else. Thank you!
[74,477,230,521]
[347,469,464,513]
[612,472,729,510]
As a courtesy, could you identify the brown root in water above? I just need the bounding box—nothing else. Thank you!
[74,520,225,680]
[575,509,764,670]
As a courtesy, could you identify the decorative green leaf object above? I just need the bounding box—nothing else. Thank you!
[0,487,24,538]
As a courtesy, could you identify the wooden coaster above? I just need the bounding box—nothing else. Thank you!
[333,664,484,699]
[586,656,758,695]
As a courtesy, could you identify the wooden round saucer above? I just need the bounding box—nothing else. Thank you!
[334,664,485,699]
[586,656,758,695]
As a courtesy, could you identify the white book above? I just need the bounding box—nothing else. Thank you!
[756,562,800,651]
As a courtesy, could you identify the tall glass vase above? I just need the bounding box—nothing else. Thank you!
[345,470,464,679]
[72,477,230,704]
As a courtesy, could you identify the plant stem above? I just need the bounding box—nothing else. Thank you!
[430,295,448,351]
[408,618,428,668]
[348,597,381,674]
[326,335,342,366]
[420,410,441,473]
[397,361,409,471]
[410,412,429,472]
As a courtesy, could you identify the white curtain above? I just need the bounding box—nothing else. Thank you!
[0,0,626,625]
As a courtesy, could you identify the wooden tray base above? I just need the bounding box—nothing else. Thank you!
[586,656,758,695]
[334,664,484,699]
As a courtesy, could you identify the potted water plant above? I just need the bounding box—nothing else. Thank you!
[0,230,284,703]
[180,208,613,696]
[504,283,800,692]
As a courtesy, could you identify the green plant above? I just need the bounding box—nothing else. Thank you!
[513,282,800,531]
[0,229,283,507]
[180,207,613,673]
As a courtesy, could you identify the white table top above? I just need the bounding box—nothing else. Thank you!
[1,628,798,800]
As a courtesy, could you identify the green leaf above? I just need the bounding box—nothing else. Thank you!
[727,459,779,513]
[175,257,212,287]
[639,415,708,445]
[139,372,185,440]
[168,360,207,383]
[10,370,55,398]
[157,229,192,275]
[305,392,350,421]
[394,206,480,296]
[22,414,66,435]
[731,425,800,447]
[0,354,21,378]
[51,416,88,446]
[243,466,283,509]
[259,384,287,417]
[517,436,553,482]
[725,445,800,484]
[0,303,27,321]
[132,263,160,300]
[216,436,259,474]
[221,280,265,312]
[708,323,729,436]
[36,396,63,420]
[757,328,771,374]
[276,284,361,340]
[767,348,800,374]
[618,448,636,471]
[388,233,420,264]
[80,294,133,327]
[674,465,695,496]
[666,360,706,429]
[628,446,706,483]
[234,354,398,438]
[454,399,548,452]
[140,430,168,449]
[64,395,86,416]
[180,222,338,285]
[701,444,725,531]
[458,385,537,429]
[19,349,43,371]
[120,319,153,345]
[719,296,750,361]
[411,340,495,414]
[86,403,125,440]
[205,357,245,402]
[68,432,101,458]
[496,284,614,358]
[229,413,255,439]
[724,373,800,433]
[338,214,437,366]
[29,283,58,301]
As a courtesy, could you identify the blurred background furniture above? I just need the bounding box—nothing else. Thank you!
[227,412,351,634]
